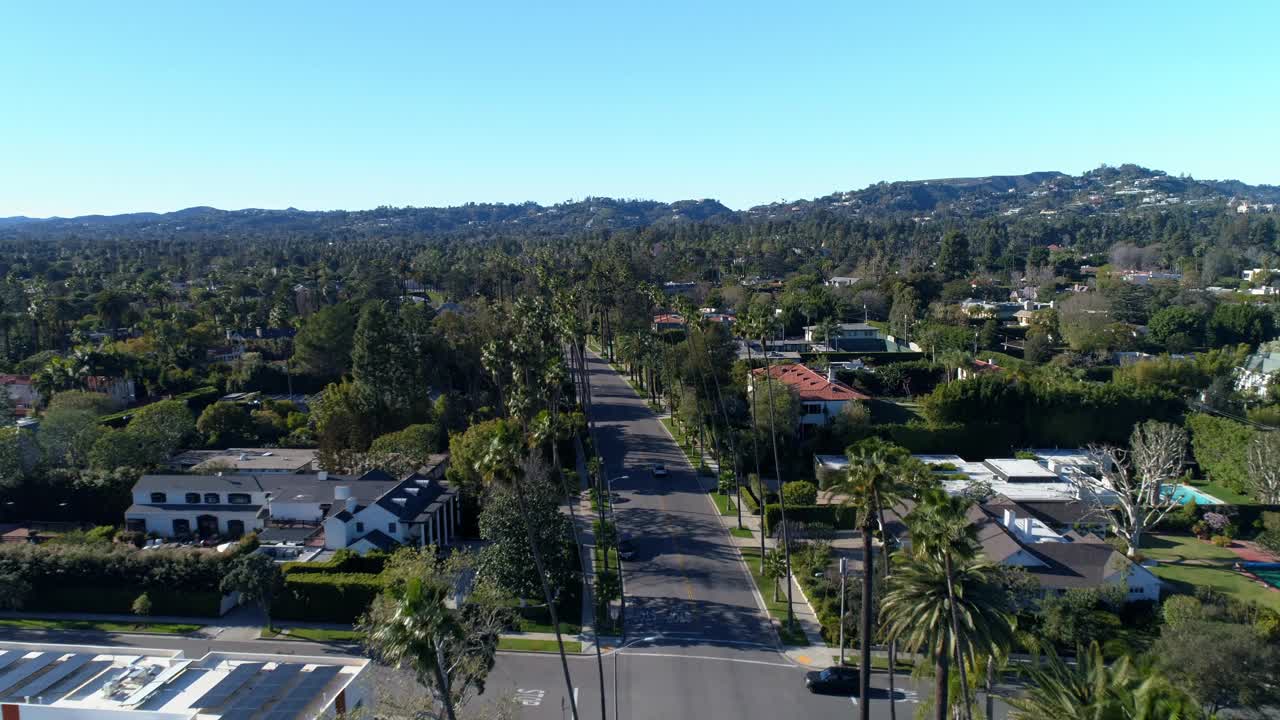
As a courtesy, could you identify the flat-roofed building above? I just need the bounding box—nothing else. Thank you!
[163,448,320,475]
[0,642,369,719]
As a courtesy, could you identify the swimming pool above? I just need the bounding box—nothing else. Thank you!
[1162,484,1225,505]
[1240,562,1280,590]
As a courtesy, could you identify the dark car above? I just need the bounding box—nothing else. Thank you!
[616,539,638,561]
[805,667,860,695]
[652,464,668,477]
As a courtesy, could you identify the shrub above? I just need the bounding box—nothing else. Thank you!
[782,481,818,507]
[1161,595,1203,631]
[271,572,386,623]
[1187,413,1253,494]
[1211,535,1233,547]
[764,504,856,534]
[132,592,153,617]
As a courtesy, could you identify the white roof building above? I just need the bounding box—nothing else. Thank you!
[0,642,369,719]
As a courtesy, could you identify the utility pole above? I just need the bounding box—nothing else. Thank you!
[838,556,847,665]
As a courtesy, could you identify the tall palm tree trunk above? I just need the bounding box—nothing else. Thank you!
[431,651,460,720]
[511,480,579,720]
[743,335,767,571]
[877,506,898,720]
[859,520,873,720]
[760,334,793,627]
[943,553,974,720]
[934,652,950,720]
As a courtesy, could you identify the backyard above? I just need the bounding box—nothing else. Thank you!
[1143,533,1280,610]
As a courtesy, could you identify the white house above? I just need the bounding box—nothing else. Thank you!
[970,501,1161,602]
[0,374,40,417]
[750,363,869,427]
[1235,349,1280,397]
[125,456,456,554]
[1243,268,1280,282]
[824,276,861,288]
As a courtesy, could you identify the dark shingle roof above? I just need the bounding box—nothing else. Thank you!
[355,529,399,552]
[133,472,400,505]
[375,473,454,522]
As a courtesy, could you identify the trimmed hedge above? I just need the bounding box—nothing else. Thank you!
[281,550,386,575]
[41,585,223,616]
[272,572,386,623]
[763,503,857,534]
[1187,413,1253,494]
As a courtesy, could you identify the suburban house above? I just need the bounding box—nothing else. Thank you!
[652,313,687,332]
[1235,348,1280,397]
[734,340,801,363]
[751,363,869,427]
[955,358,1002,380]
[1242,268,1280,282]
[162,448,320,474]
[84,375,136,406]
[825,276,861,288]
[125,455,457,553]
[969,500,1161,602]
[801,322,885,352]
[0,375,40,417]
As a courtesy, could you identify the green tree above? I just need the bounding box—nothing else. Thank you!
[352,300,415,420]
[220,552,284,632]
[937,230,972,280]
[1023,330,1052,363]
[1208,303,1275,347]
[39,407,104,468]
[889,284,921,339]
[88,428,167,471]
[781,480,817,506]
[1147,306,1206,352]
[477,477,576,599]
[880,551,1015,720]
[763,548,788,602]
[127,400,196,456]
[131,592,153,619]
[291,303,356,379]
[371,423,444,466]
[1010,643,1204,720]
[196,402,257,447]
[1155,619,1280,716]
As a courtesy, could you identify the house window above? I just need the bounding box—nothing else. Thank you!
[1130,586,1144,594]
[226,520,245,538]
[803,403,823,415]
[203,493,220,504]
[228,493,251,505]
[150,492,167,503]
[355,522,364,533]
[172,519,191,536]
[185,493,201,504]
[388,523,397,534]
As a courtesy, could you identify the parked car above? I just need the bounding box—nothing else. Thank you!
[652,464,668,477]
[617,539,638,561]
[805,667,860,695]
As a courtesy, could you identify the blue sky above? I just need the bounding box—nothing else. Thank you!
[2,1,1276,216]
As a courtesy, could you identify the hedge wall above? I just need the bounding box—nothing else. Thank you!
[271,572,386,623]
[763,504,857,534]
[40,585,222,617]
[281,550,386,575]
[1186,412,1253,494]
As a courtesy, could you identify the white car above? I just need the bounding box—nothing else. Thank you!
[652,464,668,477]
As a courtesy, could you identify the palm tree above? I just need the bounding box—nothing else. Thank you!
[1010,643,1205,720]
[739,307,769,571]
[361,578,463,720]
[880,552,1015,720]
[754,307,794,627]
[904,489,991,720]
[478,423,580,720]
[815,316,840,350]
[832,438,906,720]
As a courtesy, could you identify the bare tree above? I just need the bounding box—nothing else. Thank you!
[1247,433,1280,504]
[1073,421,1186,557]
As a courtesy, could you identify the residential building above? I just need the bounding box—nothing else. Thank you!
[1120,270,1182,285]
[1236,349,1280,397]
[1242,268,1280,282]
[955,358,1002,380]
[661,281,697,294]
[750,364,869,427]
[961,299,1023,320]
[0,374,40,417]
[0,641,370,719]
[734,340,801,363]
[163,448,320,474]
[801,322,884,351]
[84,376,136,406]
[652,313,687,332]
[824,276,861,288]
[125,456,458,553]
[969,501,1161,601]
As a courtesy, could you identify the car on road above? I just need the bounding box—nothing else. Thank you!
[616,539,638,561]
[805,666,860,695]
[652,464,668,477]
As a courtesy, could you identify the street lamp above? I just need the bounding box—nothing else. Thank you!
[838,557,847,665]
[612,635,660,720]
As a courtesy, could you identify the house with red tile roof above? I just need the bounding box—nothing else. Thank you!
[652,313,687,332]
[750,363,869,427]
[0,375,40,417]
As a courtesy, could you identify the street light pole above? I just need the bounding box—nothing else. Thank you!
[838,556,847,666]
[611,635,659,720]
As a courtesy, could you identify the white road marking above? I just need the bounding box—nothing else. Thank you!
[850,696,858,705]
[623,652,795,668]
[514,688,545,707]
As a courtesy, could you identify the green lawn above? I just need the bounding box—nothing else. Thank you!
[0,618,202,635]
[659,417,702,468]
[710,490,736,516]
[498,638,583,653]
[1143,533,1280,610]
[261,626,362,642]
[514,616,583,635]
[1186,478,1254,505]
[738,547,809,646]
[730,527,754,539]
[593,544,619,571]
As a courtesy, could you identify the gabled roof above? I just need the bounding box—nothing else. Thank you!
[353,529,399,552]
[375,473,454,522]
[752,364,870,402]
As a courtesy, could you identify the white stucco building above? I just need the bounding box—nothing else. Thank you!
[750,363,869,427]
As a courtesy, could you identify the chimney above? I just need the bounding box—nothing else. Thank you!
[345,496,357,513]
[1002,508,1015,528]
[826,365,836,383]
[317,471,328,481]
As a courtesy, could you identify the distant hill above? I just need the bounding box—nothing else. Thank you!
[3,165,1278,239]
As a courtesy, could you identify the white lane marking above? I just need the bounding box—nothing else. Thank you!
[623,652,795,668]
[850,696,858,706]
[514,689,545,706]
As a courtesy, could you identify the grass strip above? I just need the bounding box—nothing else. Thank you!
[0,618,201,635]
[738,547,810,646]
[499,638,583,653]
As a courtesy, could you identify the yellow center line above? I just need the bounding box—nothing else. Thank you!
[659,491,697,601]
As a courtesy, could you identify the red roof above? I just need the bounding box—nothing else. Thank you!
[653,313,686,326]
[752,364,869,402]
[0,375,31,386]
